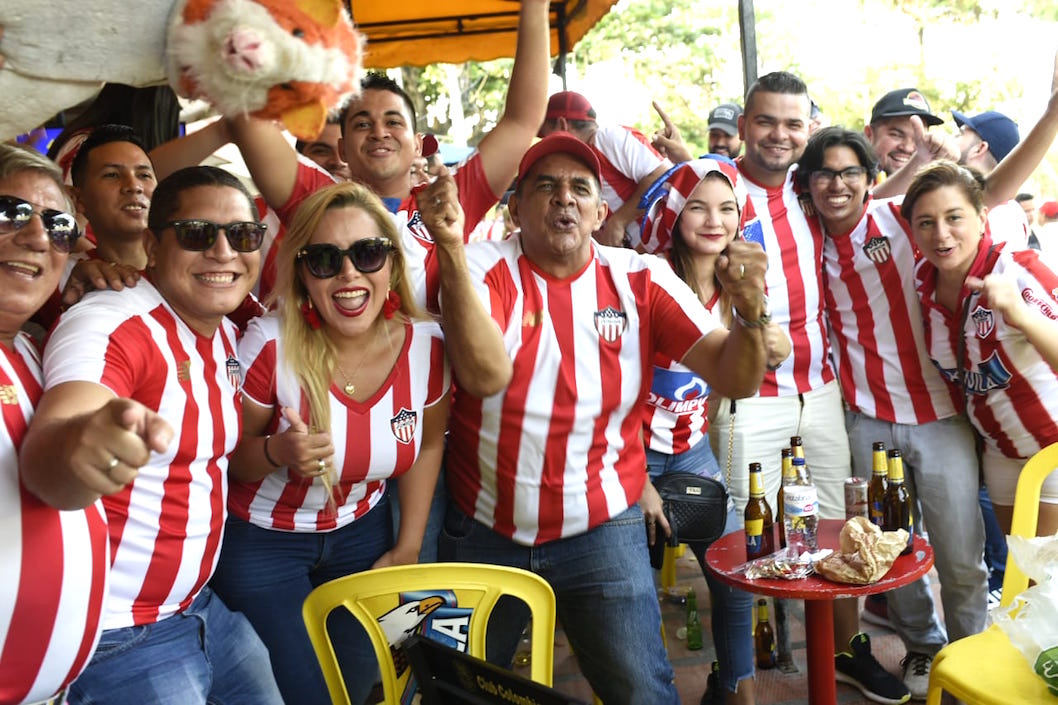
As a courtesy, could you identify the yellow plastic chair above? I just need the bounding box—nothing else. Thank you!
[302,562,556,705]
[925,441,1058,705]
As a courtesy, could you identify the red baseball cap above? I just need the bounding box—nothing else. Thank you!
[1040,200,1058,219]
[516,132,602,186]
[544,91,597,122]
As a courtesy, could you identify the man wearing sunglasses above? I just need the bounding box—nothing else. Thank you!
[21,166,283,705]
[227,0,549,313]
[0,143,110,705]
[420,132,769,705]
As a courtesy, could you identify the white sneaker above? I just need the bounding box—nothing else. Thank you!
[900,652,932,701]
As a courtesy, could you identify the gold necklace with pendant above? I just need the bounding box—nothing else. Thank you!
[335,351,369,396]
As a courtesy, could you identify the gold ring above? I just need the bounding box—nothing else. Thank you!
[106,456,120,475]
[739,263,746,279]
[317,458,326,471]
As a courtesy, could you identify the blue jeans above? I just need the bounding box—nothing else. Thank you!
[979,485,1007,590]
[66,587,282,705]
[846,412,988,651]
[645,442,754,694]
[438,503,679,705]
[210,494,393,705]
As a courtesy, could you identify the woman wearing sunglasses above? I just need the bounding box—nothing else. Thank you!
[213,182,450,705]
[638,157,789,705]
[0,144,110,705]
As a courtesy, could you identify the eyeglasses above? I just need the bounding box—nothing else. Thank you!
[164,220,267,253]
[297,238,395,278]
[0,195,80,253]
[809,166,869,187]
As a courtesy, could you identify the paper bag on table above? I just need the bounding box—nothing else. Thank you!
[814,516,908,585]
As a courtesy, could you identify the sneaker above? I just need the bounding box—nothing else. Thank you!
[835,633,911,705]
[700,661,723,705]
[861,594,894,631]
[900,652,932,700]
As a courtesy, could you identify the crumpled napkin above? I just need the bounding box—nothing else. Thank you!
[814,516,908,585]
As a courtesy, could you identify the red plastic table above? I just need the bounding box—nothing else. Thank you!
[705,519,934,705]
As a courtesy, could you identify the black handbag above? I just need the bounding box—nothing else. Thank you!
[648,471,728,569]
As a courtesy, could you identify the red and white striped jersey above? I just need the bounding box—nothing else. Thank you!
[445,240,720,546]
[590,125,670,211]
[822,197,959,424]
[987,200,1030,251]
[0,334,109,704]
[277,156,498,313]
[642,290,720,455]
[43,280,243,630]
[738,163,835,396]
[917,238,1058,459]
[232,314,449,532]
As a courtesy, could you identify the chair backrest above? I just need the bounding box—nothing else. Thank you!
[999,441,1058,607]
[302,562,557,705]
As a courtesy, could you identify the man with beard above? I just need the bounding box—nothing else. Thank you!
[864,88,946,178]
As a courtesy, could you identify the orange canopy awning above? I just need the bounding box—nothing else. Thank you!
[348,0,618,69]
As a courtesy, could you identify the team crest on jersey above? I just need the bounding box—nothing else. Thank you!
[406,209,434,245]
[971,305,995,339]
[177,359,192,382]
[0,385,18,405]
[225,355,242,392]
[390,407,418,444]
[594,306,627,343]
[863,236,891,264]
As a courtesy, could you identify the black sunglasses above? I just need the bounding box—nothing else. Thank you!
[0,195,81,253]
[164,219,267,253]
[297,238,395,278]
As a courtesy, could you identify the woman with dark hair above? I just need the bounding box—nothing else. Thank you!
[213,181,450,705]
[638,157,788,705]
[904,161,1058,536]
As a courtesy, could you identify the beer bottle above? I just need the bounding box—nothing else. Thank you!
[883,449,913,555]
[686,588,703,650]
[744,462,775,559]
[754,599,776,669]
[867,441,888,528]
[783,456,819,555]
[776,448,794,548]
[790,435,805,460]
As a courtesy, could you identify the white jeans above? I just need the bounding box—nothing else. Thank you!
[846,411,988,650]
[710,381,851,522]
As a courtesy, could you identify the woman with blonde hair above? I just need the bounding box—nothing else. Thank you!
[212,181,450,705]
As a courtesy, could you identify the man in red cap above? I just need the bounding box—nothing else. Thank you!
[538,90,672,247]
[418,131,768,705]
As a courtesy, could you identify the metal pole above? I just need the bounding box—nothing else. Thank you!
[737,0,757,98]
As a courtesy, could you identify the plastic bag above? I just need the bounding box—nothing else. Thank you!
[738,547,832,580]
[992,534,1058,695]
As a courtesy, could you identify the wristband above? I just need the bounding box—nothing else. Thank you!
[263,434,281,468]
[734,295,771,329]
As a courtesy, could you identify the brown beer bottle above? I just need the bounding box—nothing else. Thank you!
[882,449,913,555]
[754,599,776,669]
[867,441,888,528]
[745,462,775,559]
[776,448,794,548]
